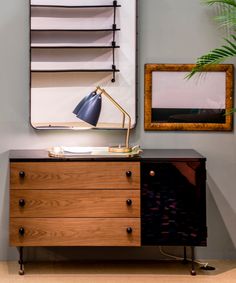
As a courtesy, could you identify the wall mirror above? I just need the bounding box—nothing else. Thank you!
[30,0,137,130]
[144,64,234,131]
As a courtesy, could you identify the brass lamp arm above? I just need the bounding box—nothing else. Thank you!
[96,86,131,149]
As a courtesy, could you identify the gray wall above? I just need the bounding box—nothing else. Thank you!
[0,0,236,261]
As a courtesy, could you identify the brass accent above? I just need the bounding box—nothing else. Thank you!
[149,170,155,177]
[108,146,132,153]
[96,86,132,153]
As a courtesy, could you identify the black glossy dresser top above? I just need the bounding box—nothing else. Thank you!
[9,149,205,162]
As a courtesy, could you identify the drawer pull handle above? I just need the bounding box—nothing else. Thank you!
[19,199,25,207]
[126,199,132,206]
[19,171,25,178]
[19,227,25,236]
[126,171,132,177]
[149,170,156,177]
[126,227,133,234]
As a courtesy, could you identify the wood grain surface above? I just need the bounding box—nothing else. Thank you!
[10,190,140,218]
[10,162,140,190]
[10,218,141,246]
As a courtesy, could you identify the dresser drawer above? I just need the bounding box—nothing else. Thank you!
[10,162,140,190]
[10,218,140,246]
[10,190,140,218]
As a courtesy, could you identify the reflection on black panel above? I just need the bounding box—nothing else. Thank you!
[141,161,207,246]
[151,108,225,123]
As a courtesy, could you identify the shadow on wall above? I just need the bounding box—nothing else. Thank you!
[198,174,236,259]
[0,151,18,260]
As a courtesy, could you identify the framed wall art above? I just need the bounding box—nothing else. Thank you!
[144,64,234,131]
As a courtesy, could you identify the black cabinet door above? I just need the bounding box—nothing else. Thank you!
[141,161,207,246]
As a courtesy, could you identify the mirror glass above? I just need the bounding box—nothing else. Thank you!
[30,0,137,129]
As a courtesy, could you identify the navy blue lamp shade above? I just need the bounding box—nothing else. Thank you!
[73,91,102,127]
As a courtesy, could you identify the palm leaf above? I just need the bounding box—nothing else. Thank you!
[188,0,236,78]
[226,108,236,114]
[203,0,236,8]
[215,12,236,28]
[187,35,236,78]
[204,0,236,29]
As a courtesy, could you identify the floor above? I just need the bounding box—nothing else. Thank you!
[1,260,236,283]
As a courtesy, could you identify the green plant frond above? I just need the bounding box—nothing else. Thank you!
[225,36,236,48]
[221,43,236,53]
[203,0,236,8]
[186,36,236,78]
[215,13,236,28]
[230,34,236,40]
[187,1,236,79]
[214,47,235,55]
[225,108,236,114]
[204,0,236,28]
[230,34,236,39]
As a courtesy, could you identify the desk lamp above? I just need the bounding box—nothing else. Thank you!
[73,86,132,153]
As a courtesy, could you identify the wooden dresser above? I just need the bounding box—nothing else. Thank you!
[9,149,207,275]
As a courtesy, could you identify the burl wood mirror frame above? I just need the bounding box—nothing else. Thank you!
[144,64,234,131]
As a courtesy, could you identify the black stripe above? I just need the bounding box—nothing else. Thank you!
[151,108,226,123]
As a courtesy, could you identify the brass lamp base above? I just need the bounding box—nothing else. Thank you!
[108,145,132,153]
